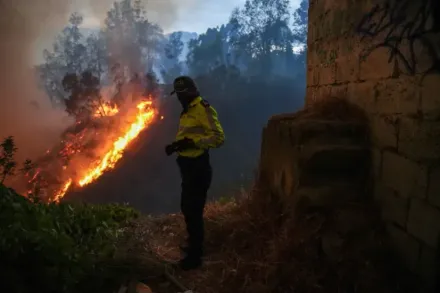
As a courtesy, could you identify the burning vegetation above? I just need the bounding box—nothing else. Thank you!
[23,98,159,203]
[20,70,161,203]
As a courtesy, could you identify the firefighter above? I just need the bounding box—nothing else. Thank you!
[165,76,225,270]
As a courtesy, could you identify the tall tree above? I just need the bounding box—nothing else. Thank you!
[85,32,107,80]
[103,0,163,77]
[229,0,294,75]
[292,0,309,44]
[160,32,184,83]
[186,27,229,76]
[62,71,106,121]
[39,13,89,104]
[0,136,17,184]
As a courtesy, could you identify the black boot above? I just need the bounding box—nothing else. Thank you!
[179,244,189,253]
[180,242,204,256]
[178,255,202,271]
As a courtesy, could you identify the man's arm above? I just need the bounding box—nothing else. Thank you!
[193,102,225,149]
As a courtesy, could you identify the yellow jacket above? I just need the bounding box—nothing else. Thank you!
[176,96,225,157]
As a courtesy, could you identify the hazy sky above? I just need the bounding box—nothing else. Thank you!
[79,0,302,33]
[33,0,302,63]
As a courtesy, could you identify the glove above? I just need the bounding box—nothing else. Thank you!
[164,138,196,156]
[165,144,176,156]
[174,137,196,151]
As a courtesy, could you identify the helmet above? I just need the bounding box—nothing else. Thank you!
[170,76,198,95]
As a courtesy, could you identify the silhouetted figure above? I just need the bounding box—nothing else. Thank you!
[165,76,225,270]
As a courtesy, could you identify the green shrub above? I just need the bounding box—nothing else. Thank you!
[0,184,140,293]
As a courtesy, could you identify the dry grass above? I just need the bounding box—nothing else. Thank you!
[127,186,413,293]
[118,97,413,292]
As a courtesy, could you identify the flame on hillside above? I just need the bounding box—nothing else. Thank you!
[94,102,119,117]
[77,101,154,188]
[23,96,159,202]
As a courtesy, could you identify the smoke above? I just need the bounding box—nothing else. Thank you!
[84,0,200,31]
[0,0,197,164]
[0,0,73,163]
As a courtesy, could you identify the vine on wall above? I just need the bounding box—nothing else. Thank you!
[356,0,440,76]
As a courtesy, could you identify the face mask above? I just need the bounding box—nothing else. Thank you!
[177,92,189,108]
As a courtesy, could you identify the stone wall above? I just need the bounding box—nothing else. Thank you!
[260,0,440,290]
[308,0,440,288]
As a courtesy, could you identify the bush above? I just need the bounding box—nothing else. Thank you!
[0,184,140,293]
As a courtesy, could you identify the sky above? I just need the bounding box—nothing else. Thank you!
[80,0,250,34]
[32,0,302,63]
[76,0,302,33]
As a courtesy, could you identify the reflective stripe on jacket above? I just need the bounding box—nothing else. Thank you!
[176,96,225,158]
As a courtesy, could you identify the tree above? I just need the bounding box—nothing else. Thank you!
[292,0,309,44]
[143,72,161,98]
[21,159,36,175]
[39,0,167,109]
[39,13,89,105]
[229,0,294,75]
[62,71,106,121]
[160,32,184,83]
[104,0,164,77]
[0,136,18,183]
[186,27,229,76]
[85,32,108,80]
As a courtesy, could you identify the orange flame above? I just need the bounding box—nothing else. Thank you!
[51,99,157,202]
[79,101,155,187]
[53,179,72,203]
[94,102,119,117]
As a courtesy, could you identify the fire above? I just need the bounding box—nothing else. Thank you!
[94,102,119,117]
[53,179,72,203]
[49,99,157,202]
[78,101,154,187]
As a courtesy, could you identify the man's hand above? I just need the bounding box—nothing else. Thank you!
[164,138,196,156]
[165,144,176,156]
[175,138,196,151]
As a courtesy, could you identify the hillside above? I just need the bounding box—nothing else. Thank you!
[0,98,415,293]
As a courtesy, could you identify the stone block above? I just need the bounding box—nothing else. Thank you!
[346,81,377,114]
[305,87,316,106]
[398,118,440,162]
[420,74,440,120]
[292,120,368,146]
[387,223,420,272]
[382,151,428,198]
[371,147,382,178]
[323,0,340,11]
[309,65,320,86]
[416,244,439,291]
[316,85,332,101]
[336,55,359,83]
[428,167,440,208]
[374,77,420,116]
[329,10,344,36]
[307,43,317,67]
[318,63,336,85]
[296,184,359,208]
[343,34,362,57]
[376,182,410,227]
[330,84,347,99]
[359,47,395,80]
[300,145,369,173]
[407,198,440,248]
[307,0,320,24]
[306,86,319,104]
[371,115,398,149]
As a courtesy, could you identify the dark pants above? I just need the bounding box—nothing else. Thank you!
[177,152,212,259]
